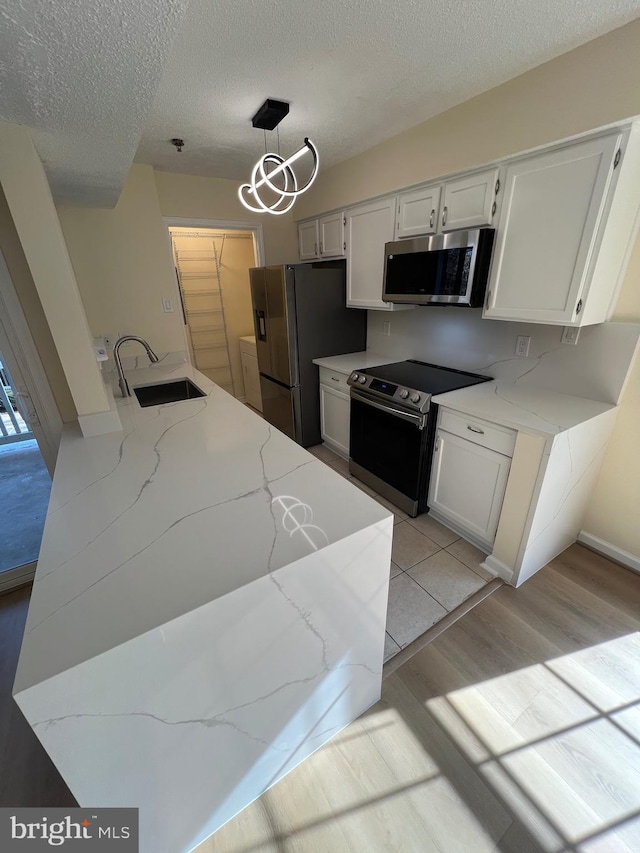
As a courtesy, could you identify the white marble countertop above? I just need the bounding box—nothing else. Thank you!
[15,360,389,694]
[432,381,616,437]
[312,351,392,373]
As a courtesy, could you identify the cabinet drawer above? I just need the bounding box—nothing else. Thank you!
[319,367,350,392]
[439,408,516,457]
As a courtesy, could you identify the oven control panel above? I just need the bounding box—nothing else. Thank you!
[348,372,431,413]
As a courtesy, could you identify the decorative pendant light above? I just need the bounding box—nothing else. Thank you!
[238,99,319,216]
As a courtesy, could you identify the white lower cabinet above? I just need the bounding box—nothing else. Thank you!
[239,337,262,412]
[318,368,350,457]
[428,416,513,550]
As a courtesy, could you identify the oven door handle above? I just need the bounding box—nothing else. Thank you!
[350,389,425,429]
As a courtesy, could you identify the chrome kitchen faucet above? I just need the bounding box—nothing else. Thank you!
[113,335,159,397]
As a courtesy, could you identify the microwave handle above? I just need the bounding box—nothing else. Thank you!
[350,389,425,428]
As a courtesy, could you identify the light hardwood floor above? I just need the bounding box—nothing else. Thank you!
[2,545,639,852]
[203,544,640,853]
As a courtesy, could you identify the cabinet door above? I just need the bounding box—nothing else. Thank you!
[319,212,345,258]
[396,185,442,238]
[428,430,511,548]
[345,198,397,310]
[484,134,621,325]
[241,351,263,411]
[319,384,350,458]
[441,168,499,232]
[298,219,319,261]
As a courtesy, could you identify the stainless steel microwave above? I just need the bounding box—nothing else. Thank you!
[382,228,495,307]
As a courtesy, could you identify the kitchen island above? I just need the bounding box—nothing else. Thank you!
[13,358,392,853]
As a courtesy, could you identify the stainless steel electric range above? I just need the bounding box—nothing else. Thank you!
[348,360,492,517]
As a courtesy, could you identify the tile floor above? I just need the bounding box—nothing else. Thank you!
[307,443,493,662]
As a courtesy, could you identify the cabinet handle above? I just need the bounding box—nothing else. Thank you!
[435,437,441,451]
[331,377,340,382]
[314,242,318,255]
[491,201,497,217]
[429,209,435,229]
[442,206,448,226]
[467,425,485,434]
[320,242,323,254]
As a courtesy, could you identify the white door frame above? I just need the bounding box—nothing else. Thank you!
[162,217,265,367]
[0,248,62,475]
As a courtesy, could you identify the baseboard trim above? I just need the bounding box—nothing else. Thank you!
[482,555,515,585]
[577,530,640,574]
[0,562,36,594]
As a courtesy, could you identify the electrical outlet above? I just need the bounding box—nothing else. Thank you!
[162,297,174,313]
[561,326,580,345]
[515,335,531,357]
[383,321,391,337]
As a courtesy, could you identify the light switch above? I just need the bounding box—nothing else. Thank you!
[162,298,174,313]
[561,326,580,345]
[515,335,531,357]
[383,321,391,337]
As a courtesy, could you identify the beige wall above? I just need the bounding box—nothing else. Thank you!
[295,18,640,557]
[296,19,640,219]
[57,166,299,363]
[0,122,110,418]
[153,171,299,265]
[0,188,76,423]
[58,164,186,356]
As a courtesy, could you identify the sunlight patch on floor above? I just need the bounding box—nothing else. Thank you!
[427,633,640,853]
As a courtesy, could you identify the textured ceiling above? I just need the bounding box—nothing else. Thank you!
[0,0,192,205]
[136,0,640,182]
[2,1,640,206]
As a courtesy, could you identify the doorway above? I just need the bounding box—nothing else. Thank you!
[0,249,62,592]
[168,225,259,402]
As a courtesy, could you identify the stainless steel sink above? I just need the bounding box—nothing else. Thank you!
[133,379,206,407]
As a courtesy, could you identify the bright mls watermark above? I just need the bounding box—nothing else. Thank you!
[0,809,138,850]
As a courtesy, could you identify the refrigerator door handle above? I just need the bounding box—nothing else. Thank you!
[256,310,267,341]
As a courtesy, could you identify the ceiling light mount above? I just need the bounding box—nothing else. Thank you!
[171,138,184,153]
[251,99,290,131]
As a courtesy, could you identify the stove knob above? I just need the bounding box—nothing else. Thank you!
[358,375,367,384]
[399,389,409,399]
[351,373,359,381]
[411,393,421,404]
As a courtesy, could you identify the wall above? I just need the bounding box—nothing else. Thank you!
[154,170,299,265]
[296,19,640,219]
[0,122,110,419]
[58,164,185,357]
[0,188,76,423]
[297,18,640,558]
[57,166,299,362]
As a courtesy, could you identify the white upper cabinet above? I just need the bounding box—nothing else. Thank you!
[396,184,441,238]
[298,219,319,261]
[346,198,408,311]
[319,212,345,257]
[441,168,500,232]
[484,133,624,326]
[298,213,345,260]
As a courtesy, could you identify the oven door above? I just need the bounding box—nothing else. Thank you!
[349,389,427,514]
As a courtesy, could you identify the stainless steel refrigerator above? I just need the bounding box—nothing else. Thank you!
[250,261,366,446]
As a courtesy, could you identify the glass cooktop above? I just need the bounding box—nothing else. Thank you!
[360,360,491,395]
